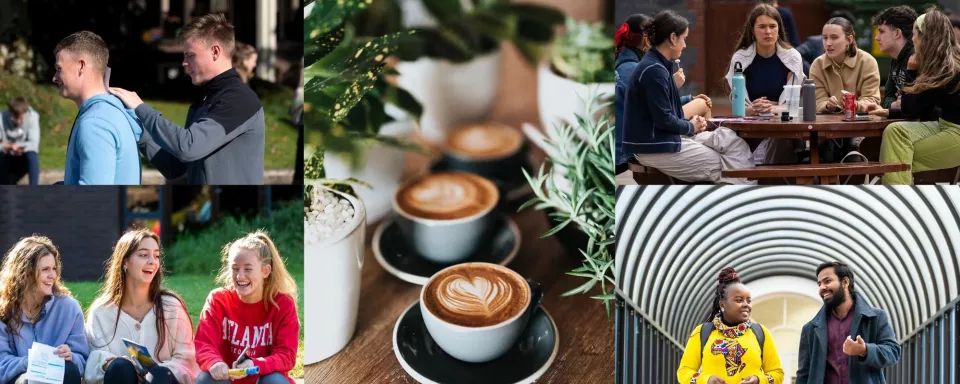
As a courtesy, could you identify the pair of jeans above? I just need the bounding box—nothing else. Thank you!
[0,151,39,185]
[9,360,81,384]
[105,358,179,383]
[196,371,289,384]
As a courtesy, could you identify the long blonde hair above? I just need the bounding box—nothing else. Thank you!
[0,236,71,337]
[232,42,257,83]
[905,9,960,94]
[217,230,298,310]
[89,229,190,357]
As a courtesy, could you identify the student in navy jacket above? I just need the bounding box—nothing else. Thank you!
[614,13,713,174]
[622,11,755,184]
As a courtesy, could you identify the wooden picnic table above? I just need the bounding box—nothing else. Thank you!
[714,114,911,184]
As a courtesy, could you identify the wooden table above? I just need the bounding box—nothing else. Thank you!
[715,115,910,184]
[717,114,901,165]
[304,148,614,384]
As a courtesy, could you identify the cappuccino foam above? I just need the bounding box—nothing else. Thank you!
[395,172,498,221]
[445,123,524,161]
[423,264,529,327]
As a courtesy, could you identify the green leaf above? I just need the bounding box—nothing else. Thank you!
[562,278,598,296]
[305,0,371,41]
[377,79,423,119]
[423,0,463,22]
[591,293,616,300]
[541,219,571,238]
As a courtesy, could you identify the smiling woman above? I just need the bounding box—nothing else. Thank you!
[84,229,198,384]
[0,236,87,384]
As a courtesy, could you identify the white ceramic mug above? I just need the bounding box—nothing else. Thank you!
[304,186,366,364]
[419,263,543,363]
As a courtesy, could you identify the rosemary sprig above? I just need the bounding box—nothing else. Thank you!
[520,88,616,316]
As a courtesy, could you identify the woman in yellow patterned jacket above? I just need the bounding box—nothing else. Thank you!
[677,267,784,384]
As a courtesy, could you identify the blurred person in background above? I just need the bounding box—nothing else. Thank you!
[232,42,258,84]
[0,97,40,185]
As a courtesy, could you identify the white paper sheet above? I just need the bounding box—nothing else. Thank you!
[24,342,65,384]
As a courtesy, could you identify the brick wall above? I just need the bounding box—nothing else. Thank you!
[0,187,122,281]
[615,0,706,96]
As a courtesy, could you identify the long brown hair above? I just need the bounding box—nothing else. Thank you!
[88,229,191,357]
[905,9,960,94]
[217,230,299,311]
[733,4,792,52]
[0,236,71,338]
[232,42,257,83]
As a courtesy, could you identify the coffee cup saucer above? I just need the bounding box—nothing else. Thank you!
[393,301,558,384]
[372,213,521,285]
[429,158,535,203]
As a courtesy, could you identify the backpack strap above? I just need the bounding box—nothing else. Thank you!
[699,321,765,361]
[699,322,714,361]
[751,322,765,361]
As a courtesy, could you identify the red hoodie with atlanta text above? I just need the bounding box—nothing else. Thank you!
[194,287,300,384]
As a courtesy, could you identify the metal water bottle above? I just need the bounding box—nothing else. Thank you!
[732,62,746,117]
[802,78,816,121]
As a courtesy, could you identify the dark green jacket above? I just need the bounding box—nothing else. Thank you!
[882,43,913,109]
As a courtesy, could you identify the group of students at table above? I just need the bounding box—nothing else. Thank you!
[614,4,960,185]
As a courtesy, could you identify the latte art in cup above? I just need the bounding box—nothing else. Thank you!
[445,123,524,161]
[423,263,530,327]
[395,172,498,221]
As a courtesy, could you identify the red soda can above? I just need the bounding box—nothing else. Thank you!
[844,93,856,119]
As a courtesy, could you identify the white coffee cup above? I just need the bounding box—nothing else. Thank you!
[419,262,543,363]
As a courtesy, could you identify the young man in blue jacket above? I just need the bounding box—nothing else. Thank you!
[53,31,142,185]
[622,11,754,184]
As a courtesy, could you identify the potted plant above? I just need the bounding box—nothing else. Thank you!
[351,0,566,142]
[303,183,367,364]
[521,89,615,314]
[538,17,615,138]
[304,0,425,222]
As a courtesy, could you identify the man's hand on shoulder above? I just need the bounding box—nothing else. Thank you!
[108,87,144,109]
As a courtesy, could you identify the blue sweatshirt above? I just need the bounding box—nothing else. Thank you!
[0,294,89,383]
[64,94,143,185]
[615,48,692,164]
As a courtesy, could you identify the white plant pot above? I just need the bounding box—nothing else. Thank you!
[396,51,502,143]
[323,117,414,224]
[537,64,614,142]
[304,187,367,364]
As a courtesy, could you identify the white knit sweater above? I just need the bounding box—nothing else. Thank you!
[84,295,200,384]
[725,42,807,105]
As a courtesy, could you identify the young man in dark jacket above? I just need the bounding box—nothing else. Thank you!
[869,6,918,119]
[111,13,265,185]
[796,261,900,384]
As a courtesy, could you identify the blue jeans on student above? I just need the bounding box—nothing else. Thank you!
[0,151,39,185]
[105,358,179,383]
[196,371,289,384]
[9,360,81,384]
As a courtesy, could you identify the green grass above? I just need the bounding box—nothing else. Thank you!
[65,274,306,379]
[0,73,298,170]
[166,201,303,276]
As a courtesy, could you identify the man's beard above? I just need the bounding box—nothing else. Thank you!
[824,286,847,309]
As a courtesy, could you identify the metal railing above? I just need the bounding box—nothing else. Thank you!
[886,296,959,384]
[615,295,684,384]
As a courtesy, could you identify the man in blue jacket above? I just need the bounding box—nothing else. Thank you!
[53,31,142,185]
[796,261,900,384]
